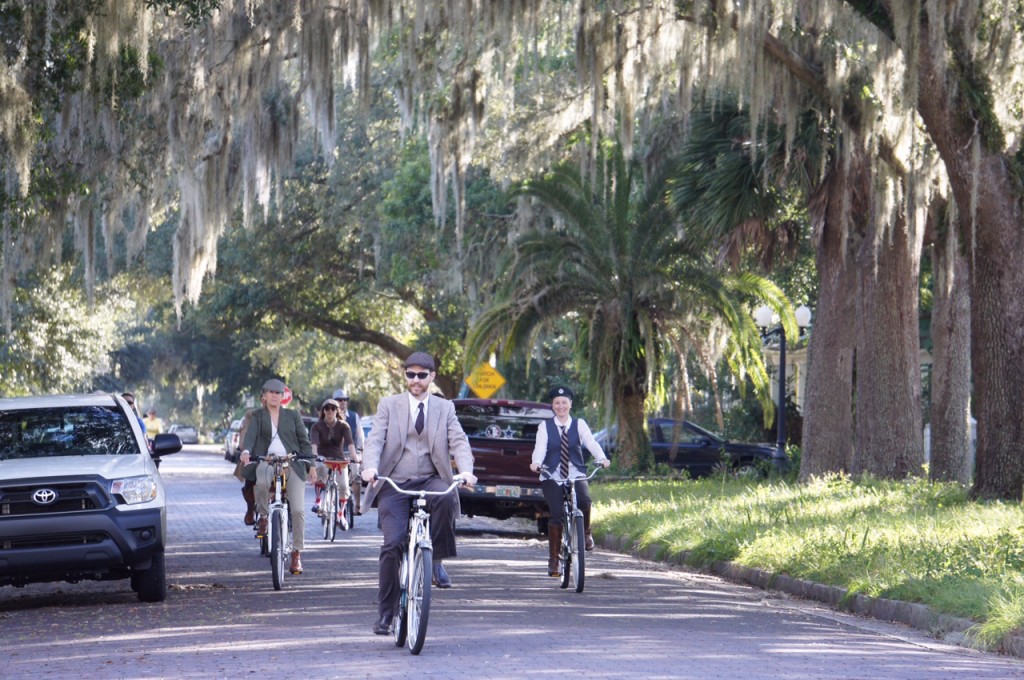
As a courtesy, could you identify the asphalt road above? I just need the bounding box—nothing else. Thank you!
[2,446,1023,679]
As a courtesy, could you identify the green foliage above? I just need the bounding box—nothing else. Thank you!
[0,264,133,395]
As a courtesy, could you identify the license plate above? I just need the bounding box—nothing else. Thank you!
[495,485,521,498]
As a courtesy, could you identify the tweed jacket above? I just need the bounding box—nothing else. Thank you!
[241,406,314,481]
[362,393,474,510]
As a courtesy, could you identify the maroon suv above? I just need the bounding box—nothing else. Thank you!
[453,398,553,533]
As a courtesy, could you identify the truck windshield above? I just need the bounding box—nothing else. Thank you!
[0,406,139,459]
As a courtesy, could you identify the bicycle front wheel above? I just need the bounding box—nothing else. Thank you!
[322,485,338,542]
[271,508,287,590]
[407,546,432,655]
[570,512,586,592]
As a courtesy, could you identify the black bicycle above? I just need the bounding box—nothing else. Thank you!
[540,466,601,593]
[375,474,468,655]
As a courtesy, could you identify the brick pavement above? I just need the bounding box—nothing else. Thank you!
[2,447,1023,679]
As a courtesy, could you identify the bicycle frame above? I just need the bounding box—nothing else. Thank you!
[375,474,467,655]
[261,453,296,590]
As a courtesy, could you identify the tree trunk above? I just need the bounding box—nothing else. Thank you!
[614,360,652,471]
[852,209,924,478]
[915,18,1024,500]
[800,162,858,479]
[928,220,972,483]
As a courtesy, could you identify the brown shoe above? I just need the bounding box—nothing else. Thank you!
[257,517,267,536]
[241,484,256,525]
[243,508,255,526]
[585,530,595,551]
[290,550,303,574]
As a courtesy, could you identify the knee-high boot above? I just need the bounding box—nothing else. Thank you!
[241,482,256,526]
[583,507,595,551]
[547,524,562,577]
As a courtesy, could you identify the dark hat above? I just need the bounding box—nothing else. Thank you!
[262,378,287,393]
[548,386,574,401]
[332,388,348,400]
[404,351,436,371]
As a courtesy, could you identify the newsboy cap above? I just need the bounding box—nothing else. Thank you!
[404,351,436,371]
[262,378,287,392]
[548,386,574,401]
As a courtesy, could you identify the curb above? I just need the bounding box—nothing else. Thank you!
[600,533,1024,658]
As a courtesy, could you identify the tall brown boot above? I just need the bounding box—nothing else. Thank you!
[583,507,595,551]
[547,524,563,577]
[241,482,256,526]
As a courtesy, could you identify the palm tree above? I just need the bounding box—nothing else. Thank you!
[466,139,791,470]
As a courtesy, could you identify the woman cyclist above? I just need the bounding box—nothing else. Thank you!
[530,386,610,576]
[310,398,360,521]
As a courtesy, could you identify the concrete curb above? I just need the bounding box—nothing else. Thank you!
[600,533,1024,658]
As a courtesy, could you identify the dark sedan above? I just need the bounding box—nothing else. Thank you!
[596,418,787,477]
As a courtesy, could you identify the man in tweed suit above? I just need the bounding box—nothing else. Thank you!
[360,352,476,636]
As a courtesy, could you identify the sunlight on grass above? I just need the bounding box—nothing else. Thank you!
[592,474,1024,645]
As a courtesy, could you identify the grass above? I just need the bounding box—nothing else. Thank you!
[591,472,1024,647]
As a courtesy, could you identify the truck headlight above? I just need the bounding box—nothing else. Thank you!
[110,476,158,504]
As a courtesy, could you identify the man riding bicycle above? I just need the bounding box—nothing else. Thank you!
[239,378,316,574]
[310,398,360,521]
[360,351,477,636]
[530,386,611,576]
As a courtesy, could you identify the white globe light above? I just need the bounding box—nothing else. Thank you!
[795,304,813,328]
[753,305,774,328]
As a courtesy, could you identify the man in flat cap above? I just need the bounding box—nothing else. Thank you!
[360,351,477,636]
[530,386,611,576]
[240,378,315,574]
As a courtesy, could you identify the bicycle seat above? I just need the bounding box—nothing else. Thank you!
[323,459,349,471]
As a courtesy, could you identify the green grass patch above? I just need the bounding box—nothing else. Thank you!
[592,473,1024,646]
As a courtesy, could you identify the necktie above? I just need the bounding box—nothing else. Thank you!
[415,402,425,435]
[559,425,570,478]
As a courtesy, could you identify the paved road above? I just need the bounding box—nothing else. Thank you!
[2,447,1023,679]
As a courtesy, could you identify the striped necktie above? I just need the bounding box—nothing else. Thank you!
[559,425,570,478]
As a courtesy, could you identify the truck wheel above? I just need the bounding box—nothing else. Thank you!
[134,552,167,603]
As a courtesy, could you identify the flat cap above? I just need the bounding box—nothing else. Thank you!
[404,351,436,371]
[548,386,574,401]
[262,378,287,392]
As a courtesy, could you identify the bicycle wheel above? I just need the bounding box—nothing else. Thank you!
[322,485,337,541]
[394,553,409,648]
[571,512,586,592]
[407,546,432,655]
[271,508,286,590]
[559,521,572,590]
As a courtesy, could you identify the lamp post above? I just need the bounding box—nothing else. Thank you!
[754,304,812,458]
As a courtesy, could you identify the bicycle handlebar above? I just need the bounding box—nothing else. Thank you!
[374,474,469,497]
[538,465,603,483]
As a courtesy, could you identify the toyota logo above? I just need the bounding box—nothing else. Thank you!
[32,488,57,505]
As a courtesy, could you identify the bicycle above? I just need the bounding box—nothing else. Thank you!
[539,465,602,593]
[374,474,468,655]
[258,452,299,590]
[317,456,354,542]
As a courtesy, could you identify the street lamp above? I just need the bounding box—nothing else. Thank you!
[753,304,813,458]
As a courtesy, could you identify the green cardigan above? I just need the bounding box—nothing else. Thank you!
[240,407,314,481]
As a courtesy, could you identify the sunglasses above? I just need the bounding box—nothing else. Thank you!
[405,371,431,380]
[323,405,338,411]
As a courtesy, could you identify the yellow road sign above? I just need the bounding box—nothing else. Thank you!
[466,363,506,399]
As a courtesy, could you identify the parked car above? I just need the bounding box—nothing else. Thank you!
[595,418,786,477]
[167,423,199,445]
[0,393,182,601]
[223,418,243,462]
[452,398,553,533]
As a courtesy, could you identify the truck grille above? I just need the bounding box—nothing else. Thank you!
[1,532,109,550]
[0,481,111,517]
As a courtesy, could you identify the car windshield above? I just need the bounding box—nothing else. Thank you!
[455,404,551,440]
[0,406,139,459]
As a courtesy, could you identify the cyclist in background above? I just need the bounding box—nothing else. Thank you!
[310,398,360,517]
[239,379,316,574]
[332,388,365,513]
[530,386,611,576]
